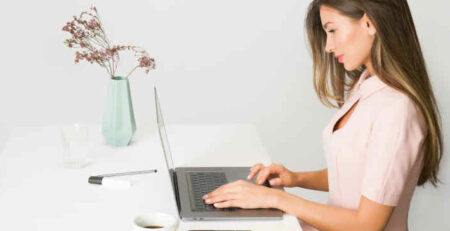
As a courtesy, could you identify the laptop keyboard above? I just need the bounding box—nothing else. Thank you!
[187,172,238,212]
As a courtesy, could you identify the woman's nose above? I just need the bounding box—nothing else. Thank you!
[325,39,335,53]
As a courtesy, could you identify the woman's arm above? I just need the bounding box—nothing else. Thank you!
[294,168,329,192]
[274,191,394,231]
[204,179,394,231]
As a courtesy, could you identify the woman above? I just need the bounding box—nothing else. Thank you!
[202,0,443,230]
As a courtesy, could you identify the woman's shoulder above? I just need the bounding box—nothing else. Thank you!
[366,83,427,133]
[369,80,416,111]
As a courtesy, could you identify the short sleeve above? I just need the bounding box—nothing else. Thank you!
[361,97,427,206]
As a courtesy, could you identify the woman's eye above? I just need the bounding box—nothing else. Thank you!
[328,29,335,33]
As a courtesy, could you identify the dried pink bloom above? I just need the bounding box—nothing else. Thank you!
[138,56,156,75]
[62,5,155,78]
[139,56,154,68]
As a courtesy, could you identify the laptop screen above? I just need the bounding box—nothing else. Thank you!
[154,87,182,212]
[154,87,175,171]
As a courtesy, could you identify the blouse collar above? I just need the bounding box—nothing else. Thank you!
[353,68,387,100]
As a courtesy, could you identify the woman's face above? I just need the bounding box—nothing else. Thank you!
[320,5,376,72]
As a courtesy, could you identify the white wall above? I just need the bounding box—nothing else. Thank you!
[0,0,448,229]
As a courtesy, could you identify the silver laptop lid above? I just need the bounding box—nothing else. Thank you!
[154,87,175,171]
[154,87,182,213]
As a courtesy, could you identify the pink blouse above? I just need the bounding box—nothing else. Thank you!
[300,69,428,231]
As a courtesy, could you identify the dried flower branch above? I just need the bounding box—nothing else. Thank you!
[62,6,155,78]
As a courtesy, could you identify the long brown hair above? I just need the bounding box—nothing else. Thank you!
[305,0,443,187]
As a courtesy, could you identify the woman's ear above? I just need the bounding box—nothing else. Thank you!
[362,13,377,36]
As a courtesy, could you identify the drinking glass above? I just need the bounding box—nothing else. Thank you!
[60,124,90,168]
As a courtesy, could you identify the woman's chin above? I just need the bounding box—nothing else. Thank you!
[343,63,360,72]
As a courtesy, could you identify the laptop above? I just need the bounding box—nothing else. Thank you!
[153,87,283,221]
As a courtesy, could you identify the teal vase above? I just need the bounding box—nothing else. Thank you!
[102,77,136,146]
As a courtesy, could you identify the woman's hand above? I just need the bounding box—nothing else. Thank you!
[248,163,297,187]
[202,179,282,209]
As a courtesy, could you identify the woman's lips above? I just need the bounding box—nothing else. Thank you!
[337,55,344,63]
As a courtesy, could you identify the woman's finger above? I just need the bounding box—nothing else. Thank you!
[205,192,240,205]
[256,167,274,184]
[213,199,237,208]
[248,163,263,179]
[256,164,283,184]
[203,180,240,199]
[247,163,264,180]
[203,184,226,199]
[269,177,282,186]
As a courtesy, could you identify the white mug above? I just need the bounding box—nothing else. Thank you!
[133,212,179,231]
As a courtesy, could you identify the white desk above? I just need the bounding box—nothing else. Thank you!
[0,123,301,231]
